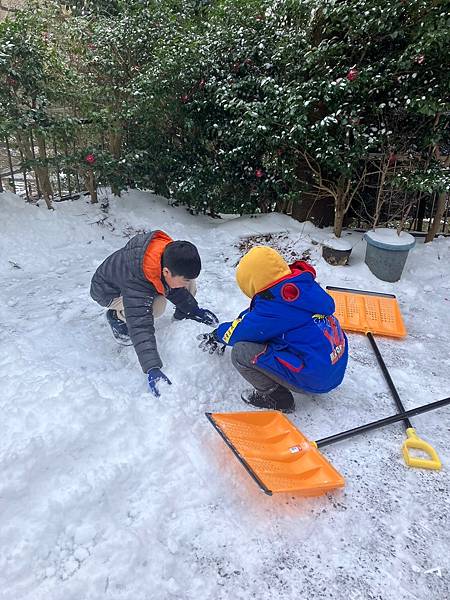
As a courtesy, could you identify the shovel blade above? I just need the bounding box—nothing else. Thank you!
[326,286,407,338]
[206,411,345,496]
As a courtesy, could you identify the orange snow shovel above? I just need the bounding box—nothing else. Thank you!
[206,397,450,495]
[206,410,344,496]
[326,286,442,470]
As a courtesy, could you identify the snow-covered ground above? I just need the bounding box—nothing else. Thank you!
[1,189,449,600]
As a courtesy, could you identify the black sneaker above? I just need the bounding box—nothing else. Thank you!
[106,310,132,345]
[241,386,295,413]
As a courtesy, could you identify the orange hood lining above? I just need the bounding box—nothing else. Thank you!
[142,231,173,294]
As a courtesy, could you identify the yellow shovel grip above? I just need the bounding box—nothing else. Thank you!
[402,428,442,470]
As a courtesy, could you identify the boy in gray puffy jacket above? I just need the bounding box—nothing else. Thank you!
[90,230,217,396]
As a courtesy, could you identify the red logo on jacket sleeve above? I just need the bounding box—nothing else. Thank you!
[281,283,300,302]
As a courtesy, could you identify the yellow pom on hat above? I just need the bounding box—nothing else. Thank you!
[236,246,291,298]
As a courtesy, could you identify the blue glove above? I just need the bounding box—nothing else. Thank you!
[147,368,172,397]
[187,307,219,326]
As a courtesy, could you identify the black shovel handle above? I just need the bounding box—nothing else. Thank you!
[366,331,412,429]
[316,396,450,448]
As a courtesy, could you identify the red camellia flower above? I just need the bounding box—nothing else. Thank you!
[181,94,189,103]
[85,153,96,165]
[255,169,264,178]
[346,68,358,81]
[388,153,397,166]
[199,79,206,89]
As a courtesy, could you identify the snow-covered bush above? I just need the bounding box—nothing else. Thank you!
[130,0,449,232]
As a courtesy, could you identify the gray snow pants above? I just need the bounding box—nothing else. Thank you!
[231,341,304,394]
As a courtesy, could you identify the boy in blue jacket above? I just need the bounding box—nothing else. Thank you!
[198,246,348,413]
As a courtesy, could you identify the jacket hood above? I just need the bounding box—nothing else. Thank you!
[142,230,173,294]
[269,270,336,316]
[236,246,291,298]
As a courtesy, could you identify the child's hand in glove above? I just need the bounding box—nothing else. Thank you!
[197,331,226,355]
[188,307,219,326]
[147,368,172,396]
[174,306,219,326]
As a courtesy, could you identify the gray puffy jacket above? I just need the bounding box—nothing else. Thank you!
[90,231,198,372]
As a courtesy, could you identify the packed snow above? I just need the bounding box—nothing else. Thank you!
[365,228,416,248]
[0,189,449,600]
[322,236,353,251]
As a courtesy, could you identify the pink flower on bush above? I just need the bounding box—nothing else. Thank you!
[415,54,425,65]
[85,153,96,165]
[181,94,189,103]
[255,169,264,178]
[388,153,397,166]
[346,68,358,82]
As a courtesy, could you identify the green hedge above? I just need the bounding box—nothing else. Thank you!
[1,0,449,231]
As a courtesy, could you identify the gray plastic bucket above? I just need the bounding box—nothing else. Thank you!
[364,229,415,282]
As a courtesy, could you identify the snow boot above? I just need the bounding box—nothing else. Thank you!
[241,385,295,413]
[106,310,132,346]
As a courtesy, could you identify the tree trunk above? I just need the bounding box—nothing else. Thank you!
[16,131,53,209]
[373,162,389,229]
[275,198,287,213]
[415,192,427,232]
[425,192,447,243]
[334,204,345,238]
[85,169,98,204]
[35,132,54,209]
[333,177,347,238]
[109,129,123,197]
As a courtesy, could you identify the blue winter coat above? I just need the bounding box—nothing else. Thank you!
[216,263,348,393]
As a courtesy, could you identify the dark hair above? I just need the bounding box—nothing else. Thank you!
[162,241,201,279]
